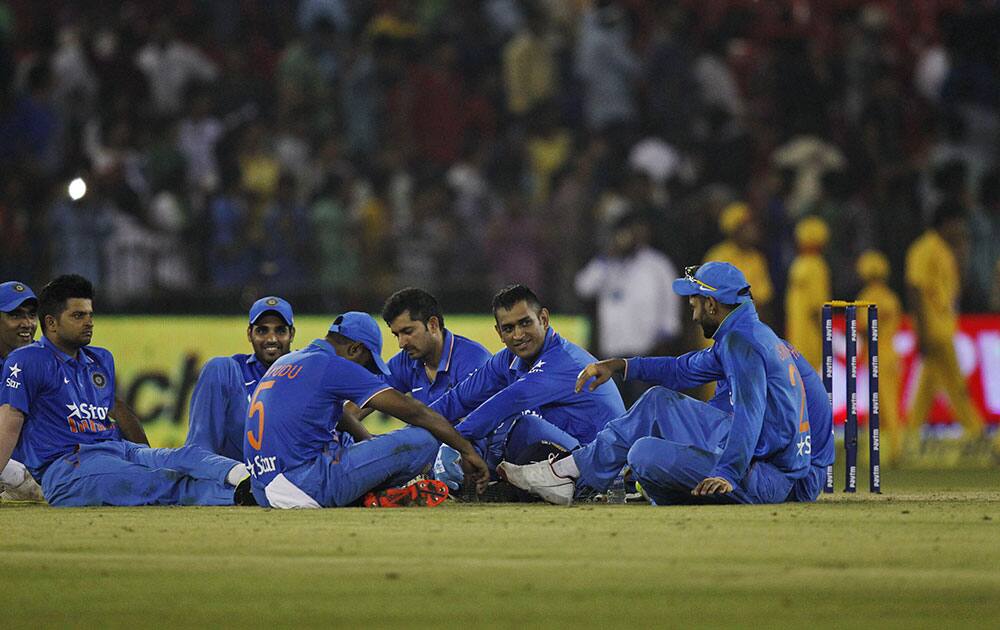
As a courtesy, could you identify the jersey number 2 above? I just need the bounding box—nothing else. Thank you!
[246,380,275,451]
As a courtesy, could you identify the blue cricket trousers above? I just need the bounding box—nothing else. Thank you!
[42,441,239,507]
[573,387,799,505]
[257,426,441,508]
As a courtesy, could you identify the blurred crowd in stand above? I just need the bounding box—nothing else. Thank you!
[1,0,998,338]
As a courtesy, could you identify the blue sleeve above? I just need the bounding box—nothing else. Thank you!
[626,348,724,390]
[430,351,508,423]
[185,357,243,453]
[385,354,408,392]
[456,358,577,441]
[0,348,44,414]
[325,358,393,408]
[710,334,767,485]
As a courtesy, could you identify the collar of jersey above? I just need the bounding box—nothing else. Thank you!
[712,301,757,341]
[40,335,94,364]
[509,327,557,372]
[435,329,456,374]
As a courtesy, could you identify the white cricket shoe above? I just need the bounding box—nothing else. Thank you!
[497,455,575,506]
[0,470,45,503]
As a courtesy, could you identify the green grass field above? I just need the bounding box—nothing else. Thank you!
[3,468,998,629]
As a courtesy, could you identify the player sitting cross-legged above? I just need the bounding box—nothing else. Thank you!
[500,263,814,506]
[426,284,626,495]
[239,312,489,508]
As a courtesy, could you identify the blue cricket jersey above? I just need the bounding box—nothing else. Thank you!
[0,337,120,480]
[626,302,810,486]
[185,353,268,460]
[243,339,391,491]
[430,328,626,443]
[708,341,834,471]
[386,329,492,405]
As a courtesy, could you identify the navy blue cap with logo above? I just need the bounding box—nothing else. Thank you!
[0,281,37,312]
[672,262,753,304]
[328,312,390,376]
[249,296,294,326]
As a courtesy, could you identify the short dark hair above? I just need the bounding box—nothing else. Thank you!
[382,287,444,329]
[38,274,94,322]
[491,284,543,318]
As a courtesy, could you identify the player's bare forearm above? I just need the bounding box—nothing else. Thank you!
[343,401,376,422]
[575,358,626,393]
[111,398,149,445]
[0,404,26,473]
[336,410,373,442]
[367,389,489,491]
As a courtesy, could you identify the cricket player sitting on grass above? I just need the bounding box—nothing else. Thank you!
[500,263,813,505]
[0,275,249,506]
[381,287,493,491]
[239,312,489,508]
[0,280,45,502]
[427,285,626,492]
[184,296,370,460]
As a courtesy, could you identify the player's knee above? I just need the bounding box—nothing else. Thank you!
[408,427,441,457]
[626,436,672,479]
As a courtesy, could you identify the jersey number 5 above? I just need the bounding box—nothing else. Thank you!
[246,380,276,451]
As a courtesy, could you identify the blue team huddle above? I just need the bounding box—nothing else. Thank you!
[0,263,833,509]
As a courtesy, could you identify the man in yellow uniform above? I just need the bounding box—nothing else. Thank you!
[785,216,831,371]
[705,202,774,325]
[905,202,985,449]
[856,250,903,465]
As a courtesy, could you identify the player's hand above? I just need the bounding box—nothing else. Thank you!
[575,359,625,393]
[459,450,490,495]
[692,476,733,496]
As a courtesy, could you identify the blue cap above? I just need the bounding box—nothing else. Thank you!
[249,296,294,326]
[672,262,752,304]
[329,312,390,376]
[0,281,37,312]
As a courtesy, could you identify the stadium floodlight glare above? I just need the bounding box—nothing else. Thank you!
[68,178,87,201]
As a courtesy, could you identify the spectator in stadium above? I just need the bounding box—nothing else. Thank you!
[0,275,247,506]
[240,311,489,508]
[575,1,641,135]
[499,263,813,506]
[428,284,626,487]
[784,216,831,371]
[0,280,44,501]
[575,212,682,405]
[905,201,986,448]
[856,250,903,465]
[968,169,1000,312]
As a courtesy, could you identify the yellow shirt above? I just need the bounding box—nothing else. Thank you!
[704,240,774,305]
[785,253,830,369]
[503,33,556,116]
[857,281,901,367]
[905,230,959,342]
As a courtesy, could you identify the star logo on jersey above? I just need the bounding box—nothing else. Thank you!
[528,361,546,374]
[92,372,107,388]
[7,363,21,379]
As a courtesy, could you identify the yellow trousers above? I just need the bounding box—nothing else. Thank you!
[907,341,984,439]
